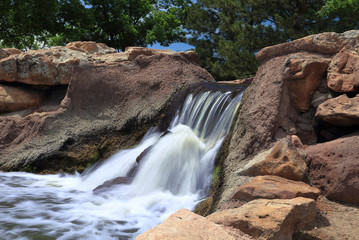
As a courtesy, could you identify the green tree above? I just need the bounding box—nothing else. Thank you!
[186,0,329,80]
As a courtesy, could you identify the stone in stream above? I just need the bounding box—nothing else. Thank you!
[92,176,132,194]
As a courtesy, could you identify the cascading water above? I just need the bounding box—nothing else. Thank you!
[0,83,245,240]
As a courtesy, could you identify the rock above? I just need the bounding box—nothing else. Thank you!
[288,58,330,112]
[3,48,22,55]
[239,138,307,181]
[65,41,117,55]
[315,94,359,126]
[0,47,88,85]
[207,197,316,240]
[327,46,359,92]
[0,84,44,113]
[137,209,237,240]
[126,47,200,64]
[232,175,321,201]
[218,77,254,86]
[256,30,359,63]
[0,48,214,172]
[305,133,359,204]
[92,176,132,194]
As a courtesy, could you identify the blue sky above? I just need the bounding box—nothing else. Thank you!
[149,42,194,51]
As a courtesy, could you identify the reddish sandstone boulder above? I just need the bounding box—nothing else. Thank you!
[305,133,359,204]
[232,175,321,201]
[207,197,316,240]
[327,46,359,93]
[315,94,359,126]
[137,209,238,240]
[239,138,307,181]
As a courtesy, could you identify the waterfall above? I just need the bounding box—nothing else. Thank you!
[0,83,245,240]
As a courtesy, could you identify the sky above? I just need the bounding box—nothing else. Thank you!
[149,42,194,51]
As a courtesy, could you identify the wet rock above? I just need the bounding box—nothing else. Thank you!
[207,197,316,240]
[65,41,117,55]
[239,138,307,181]
[305,133,359,204]
[92,176,132,194]
[288,58,330,112]
[315,94,359,126]
[327,46,359,93]
[0,84,44,113]
[232,175,321,202]
[137,209,237,240]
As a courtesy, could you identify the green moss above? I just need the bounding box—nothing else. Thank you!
[21,164,37,173]
[211,165,221,187]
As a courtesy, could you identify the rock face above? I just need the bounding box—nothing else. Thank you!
[65,41,117,55]
[232,175,321,201]
[305,133,359,204]
[316,94,359,126]
[213,30,359,212]
[136,209,237,240]
[0,43,213,172]
[207,197,316,240]
[238,138,307,181]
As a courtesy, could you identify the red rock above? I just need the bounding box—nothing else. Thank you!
[0,48,213,172]
[232,175,321,201]
[207,197,316,240]
[315,94,359,126]
[239,138,307,181]
[65,41,117,55]
[137,209,238,240]
[305,133,359,204]
[256,30,359,63]
[0,84,44,113]
[3,48,22,55]
[288,58,330,112]
[217,77,254,85]
[327,46,359,92]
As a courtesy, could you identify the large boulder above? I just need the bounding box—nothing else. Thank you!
[0,44,213,172]
[231,175,321,202]
[238,138,307,181]
[65,41,117,55]
[315,94,359,126]
[137,209,240,240]
[207,197,316,240]
[305,133,359,204]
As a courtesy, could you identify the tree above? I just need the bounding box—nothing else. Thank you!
[0,0,189,51]
[186,0,329,80]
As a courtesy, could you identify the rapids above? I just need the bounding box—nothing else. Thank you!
[0,84,245,240]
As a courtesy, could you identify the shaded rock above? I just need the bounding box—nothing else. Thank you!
[65,41,117,55]
[256,30,359,63]
[137,209,237,240]
[327,46,359,92]
[315,94,359,126]
[239,138,307,181]
[0,48,22,60]
[0,84,44,113]
[92,176,132,194]
[232,175,320,201]
[207,197,316,240]
[0,48,213,172]
[305,133,359,204]
[288,58,330,112]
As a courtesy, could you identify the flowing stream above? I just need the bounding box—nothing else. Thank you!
[0,84,245,240]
